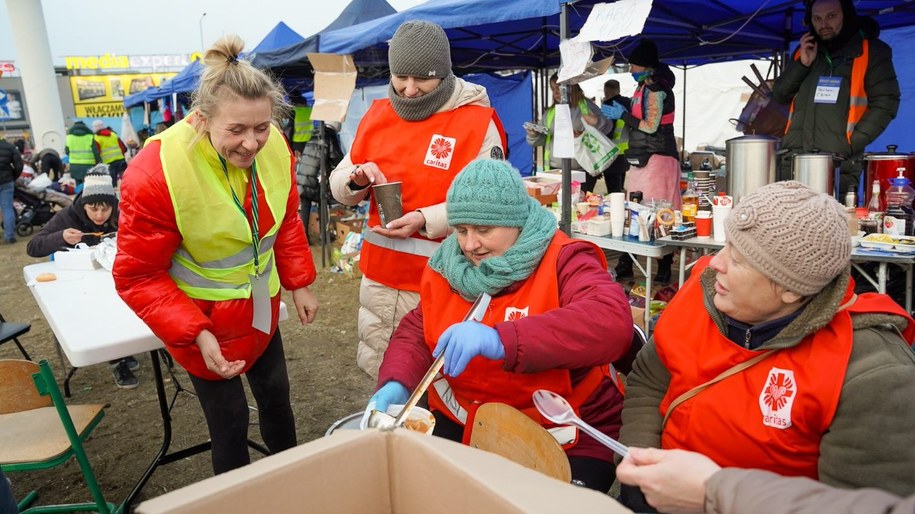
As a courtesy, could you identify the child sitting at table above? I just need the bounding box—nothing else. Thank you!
[26,164,140,389]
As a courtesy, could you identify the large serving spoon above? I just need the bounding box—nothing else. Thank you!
[532,389,630,458]
[365,292,492,430]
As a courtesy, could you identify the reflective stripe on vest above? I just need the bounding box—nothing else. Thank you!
[784,39,869,144]
[95,133,124,163]
[543,99,590,165]
[612,118,629,152]
[292,106,314,143]
[66,133,96,165]
[151,117,291,301]
[362,229,440,258]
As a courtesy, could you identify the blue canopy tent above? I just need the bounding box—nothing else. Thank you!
[252,21,304,54]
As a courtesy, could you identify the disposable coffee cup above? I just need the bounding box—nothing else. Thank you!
[372,182,403,227]
[712,205,731,242]
[695,211,712,238]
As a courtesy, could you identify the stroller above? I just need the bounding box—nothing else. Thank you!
[12,187,57,236]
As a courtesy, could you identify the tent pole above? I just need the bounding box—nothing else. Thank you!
[559,1,572,236]
[317,120,330,268]
[681,64,687,158]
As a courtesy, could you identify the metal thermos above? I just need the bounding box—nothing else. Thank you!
[725,135,779,204]
[792,152,836,196]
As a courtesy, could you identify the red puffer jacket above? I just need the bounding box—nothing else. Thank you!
[113,139,315,380]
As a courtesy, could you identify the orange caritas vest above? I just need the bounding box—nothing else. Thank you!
[350,100,502,292]
[421,233,607,443]
[656,257,915,479]
[785,39,869,143]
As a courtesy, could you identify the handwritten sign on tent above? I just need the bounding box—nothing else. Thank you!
[577,0,653,43]
[307,53,357,123]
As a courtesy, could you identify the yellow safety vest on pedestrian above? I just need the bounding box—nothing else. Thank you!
[292,106,314,143]
[151,119,290,301]
[66,133,97,165]
[544,99,591,165]
[94,132,124,163]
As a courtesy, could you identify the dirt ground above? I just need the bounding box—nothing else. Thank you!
[0,235,376,511]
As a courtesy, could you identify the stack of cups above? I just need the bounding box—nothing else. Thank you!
[712,194,733,242]
[609,193,626,237]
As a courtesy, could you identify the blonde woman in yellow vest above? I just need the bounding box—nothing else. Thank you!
[113,35,319,475]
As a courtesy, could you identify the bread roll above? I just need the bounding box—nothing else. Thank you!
[36,273,57,282]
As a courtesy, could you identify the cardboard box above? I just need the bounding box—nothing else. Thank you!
[540,169,587,184]
[137,430,630,514]
[334,217,365,245]
[307,212,320,240]
[523,176,561,195]
[307,53,357,123]
[53,247,100,271]
[631,305,647,333]
[529,192,558,207]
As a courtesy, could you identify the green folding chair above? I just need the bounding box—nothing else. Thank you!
[0,359,116,513]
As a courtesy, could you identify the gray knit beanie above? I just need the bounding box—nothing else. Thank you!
[724,181,850,296]
[447,159,535,227]
[80,165,118,206]
[388,21,452,78]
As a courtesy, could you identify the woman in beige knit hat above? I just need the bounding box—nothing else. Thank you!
[617,181,915,512]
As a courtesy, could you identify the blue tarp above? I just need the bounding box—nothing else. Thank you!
[250,0,397,70]
[468,71,535,176]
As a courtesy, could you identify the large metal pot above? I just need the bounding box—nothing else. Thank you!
[792,152,837,196]
[725,135,779,204]
[863,145,915,206]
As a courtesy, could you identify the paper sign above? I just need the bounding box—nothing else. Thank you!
[552,104,575,159]
[307,53,357,123]
[577,0,653,43]
[560,56,615,86]
[557,39,592,84]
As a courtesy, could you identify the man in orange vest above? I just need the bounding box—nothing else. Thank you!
[618,181,915,512]
[772,0,899,193]
[329,21,506,379]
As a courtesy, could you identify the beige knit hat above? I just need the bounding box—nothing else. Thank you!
[724,181,851,296]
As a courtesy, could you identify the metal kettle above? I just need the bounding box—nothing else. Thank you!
[725,135,779,204]
[792,151,837,196]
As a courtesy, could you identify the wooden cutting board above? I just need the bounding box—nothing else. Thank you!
[468,402,571,483]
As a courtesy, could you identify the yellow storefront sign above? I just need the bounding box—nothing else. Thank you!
[70,73,176,117]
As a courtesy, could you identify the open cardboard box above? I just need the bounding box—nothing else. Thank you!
[137,429,630,514]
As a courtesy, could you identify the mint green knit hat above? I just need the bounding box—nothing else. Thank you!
[447,159,534,227]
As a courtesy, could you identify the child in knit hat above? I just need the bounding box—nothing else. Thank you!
[618,181,915,510]
[26,164,139,389]
[365,159,634,492]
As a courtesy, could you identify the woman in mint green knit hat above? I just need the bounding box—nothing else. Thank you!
[366,159,634,491]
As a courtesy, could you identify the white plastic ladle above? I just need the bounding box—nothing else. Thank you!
[533,389,629,458]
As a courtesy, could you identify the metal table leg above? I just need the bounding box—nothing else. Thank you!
[678,247,687,287]
[878,262,887,294]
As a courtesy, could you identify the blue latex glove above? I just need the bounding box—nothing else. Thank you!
[601,101,625,120]
[433,321,505,377]
[364,380,410,420]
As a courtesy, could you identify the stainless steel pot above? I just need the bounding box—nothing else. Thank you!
[792,153,836,196]
[725,135,779,204]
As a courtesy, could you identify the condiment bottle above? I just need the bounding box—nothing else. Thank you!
[681,172,698,222]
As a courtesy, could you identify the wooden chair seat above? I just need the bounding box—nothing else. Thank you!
[0,404,104,464]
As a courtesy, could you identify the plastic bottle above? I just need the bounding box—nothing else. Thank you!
[681,172,699,223]
[862,179,883,235]
[883,168,915,237]
[628,191,643,237]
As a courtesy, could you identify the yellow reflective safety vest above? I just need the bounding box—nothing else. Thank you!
[543,99,590,165]
[95,132,125,163]
[292,106,314,143]
[66,133,97,165]
[151,119,291,301]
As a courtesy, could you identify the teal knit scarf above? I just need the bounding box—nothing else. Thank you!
[429,200,558,301]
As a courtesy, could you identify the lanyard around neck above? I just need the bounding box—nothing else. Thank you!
[218,155,262,275]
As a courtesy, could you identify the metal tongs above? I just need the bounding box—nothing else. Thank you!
[366,292,491,430]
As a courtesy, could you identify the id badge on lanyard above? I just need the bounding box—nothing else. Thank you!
[814,76,842,104]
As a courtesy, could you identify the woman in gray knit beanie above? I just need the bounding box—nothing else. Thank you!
[618,180,915,512]
[367,159,634,492]
[327,19,507,379]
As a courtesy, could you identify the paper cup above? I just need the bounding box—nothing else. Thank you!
[372,182,403,226]
[695,211,712,238]
[712,205,731,242]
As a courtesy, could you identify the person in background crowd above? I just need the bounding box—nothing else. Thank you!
[288,99,314,155]
[296,122,343,244]
[596,79,631,194]
[65,120,100,185]
[32,147,65,182]
[525,73,612,182]
[27,165,138,388]
[329,20,506,379]
[772,0,899,192]
[0,137,23,244]
[617,447,915,514]
[618,181,915,512]
[13,138,30,162]
[614,39,680,284]
[114,35,319,475]
[92,120,129,186]
[367,159,633,491]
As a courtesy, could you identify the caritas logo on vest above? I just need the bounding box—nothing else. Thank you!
[758,367,797,430]
[424,134,456,170]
